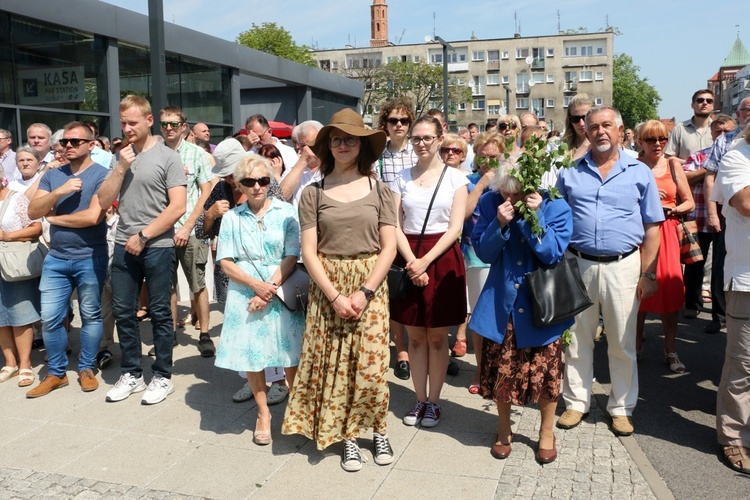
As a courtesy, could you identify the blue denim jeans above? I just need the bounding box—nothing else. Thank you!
[111,244,176,379]
[40,254,108,377]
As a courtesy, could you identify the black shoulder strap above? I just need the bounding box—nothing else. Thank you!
[415,166,448,256]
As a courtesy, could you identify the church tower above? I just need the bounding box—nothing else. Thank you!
[370,0,388,47]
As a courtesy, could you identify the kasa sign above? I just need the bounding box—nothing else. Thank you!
[18,66,86,105]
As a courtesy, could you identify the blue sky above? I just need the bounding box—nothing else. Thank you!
[101,0,747,122]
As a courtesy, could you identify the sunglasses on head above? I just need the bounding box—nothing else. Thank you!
[498,122,517,131]
[440,147,463,155]
[569,115,586,124]
[642,137,669,145]
[60,138,92,147]
[239,176,271,188]
[695,97,714,104]
[160,121,183,129]
[387,117,411,126]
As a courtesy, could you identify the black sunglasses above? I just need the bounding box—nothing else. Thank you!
[498,122,517,131]
[160,121,184,129]
[239,176,271,188]
[695,97,714,104]
[60,138,92,147]
[387,117,411,126]
[569,115,586,124]
[642,137,669,145]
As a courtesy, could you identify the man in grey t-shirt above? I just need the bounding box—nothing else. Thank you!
[97,95,187,405]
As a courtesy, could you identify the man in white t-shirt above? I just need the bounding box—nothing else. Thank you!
[245,114,299,170]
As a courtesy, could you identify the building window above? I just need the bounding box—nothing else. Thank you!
[332,61,339,70]
[431,53,443,64]
[472,99,485,110]
[471,75,485,95]
[319,60,331,71]
[516,98,529,109]
[472,51,485,61]
[414,55,421,62]
[546,74,554,83]
[488,104,501,115]
[594,97,603,105]
[501,75,509,84]
[387,56,397,63]
[546,98,555,108]
[546,48,554,57]
[595,71,604,81]
[487,74,500,86]
[458,102,466,111]
[564,46,577,57]
[581,46,593,56]
[531,73,544,84]
[563,97,571,107]
[532,98,545,117]
[501,51,509,60]
[597,47,605,55]
[516,48,530,59]
[516,73,529,93]
[579,70,593,82]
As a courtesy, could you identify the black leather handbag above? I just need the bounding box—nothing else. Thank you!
[526,257,593,327]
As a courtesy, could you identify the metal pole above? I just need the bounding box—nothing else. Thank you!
[148,0,167,128]
[504,85,511,115]
[442,44,449,118]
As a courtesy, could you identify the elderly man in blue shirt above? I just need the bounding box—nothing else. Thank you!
[555,106,664,437]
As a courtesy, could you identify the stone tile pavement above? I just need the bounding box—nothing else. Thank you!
[0,307,668,499]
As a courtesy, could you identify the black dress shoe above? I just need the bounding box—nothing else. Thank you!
[31,338,45,350]
[394,360,410,380]
[704,320,725,334]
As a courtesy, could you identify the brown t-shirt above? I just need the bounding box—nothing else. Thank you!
[299,179,397,255]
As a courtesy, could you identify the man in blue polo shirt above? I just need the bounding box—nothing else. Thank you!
[555,106,664,436]
[26,121,109,398]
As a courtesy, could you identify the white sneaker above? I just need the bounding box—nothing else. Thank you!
[106,373,147,402]
[141,375,175,405]
[341,439,367,472]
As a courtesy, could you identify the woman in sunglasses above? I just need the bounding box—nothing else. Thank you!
[282,108,398,472]
[392,115,468,429]
[635,120,694,373]
[561,93,594,161]
[213,154,304,446]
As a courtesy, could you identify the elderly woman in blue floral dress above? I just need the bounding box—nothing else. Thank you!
[214,154,304,446]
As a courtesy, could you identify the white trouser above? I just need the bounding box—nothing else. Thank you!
[562,250,640,416]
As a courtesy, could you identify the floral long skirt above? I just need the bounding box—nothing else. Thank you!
[480,321,563,405]
[282,254,390,450]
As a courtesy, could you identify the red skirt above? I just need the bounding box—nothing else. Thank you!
[390,233,467,328]
[639,217,684,314]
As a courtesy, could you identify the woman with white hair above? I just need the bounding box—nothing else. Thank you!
[469,161,573,464]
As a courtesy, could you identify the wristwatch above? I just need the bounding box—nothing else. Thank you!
[138,231,149,244]
[640,272,656,280]
[360,286,375,301]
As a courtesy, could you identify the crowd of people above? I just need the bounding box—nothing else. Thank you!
[0,89,748,475]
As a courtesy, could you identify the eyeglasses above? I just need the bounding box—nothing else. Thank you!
[59,138,92,147]
[738,108,750,112]
[475,155,502,168]
[387,117,411,126]
[569,115,586,124]
[409,135,438,145]
[238,176,271,188]
[159,121,184,129]
[498,122,517,131]
[695,97,714,104]
[642,137,669,145]
[0,136,10,140]
[329,136,359,148]
[440,147,463,155]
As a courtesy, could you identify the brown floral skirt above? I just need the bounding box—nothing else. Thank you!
[480,321,563,405]
[281,254,390,450]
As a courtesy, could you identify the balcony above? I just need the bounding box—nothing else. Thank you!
[531,57,545,70]
[487,60,500,71]
[448,62,469,73]
[563,82,578,93]
[472,85,485,96]
[516,84,530,95]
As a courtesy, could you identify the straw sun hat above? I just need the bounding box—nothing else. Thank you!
[311,108,387,160]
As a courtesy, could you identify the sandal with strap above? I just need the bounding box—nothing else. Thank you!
[723,446,750,475]
[0,366,19,383]
[17,369,35,388]
[665,352,686,373]
[253,414,272,446]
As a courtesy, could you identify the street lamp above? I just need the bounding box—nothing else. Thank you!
[426,35,454,118]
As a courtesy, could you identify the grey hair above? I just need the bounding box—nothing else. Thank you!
[233,153,275,184]
[16,144,41,163]
[298,120,324,139]
[0,128,11,140]
[490,159,522,194]
[50,129,64,148]
[26,123,52,138]
[585,105,624,129]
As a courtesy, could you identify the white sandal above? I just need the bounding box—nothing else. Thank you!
[665,352,686,373]
[0,366,19,383]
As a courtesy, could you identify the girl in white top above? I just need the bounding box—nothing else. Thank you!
[391,115,468,428]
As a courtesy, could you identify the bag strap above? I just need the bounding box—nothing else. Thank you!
[667,158,685,221]
[0,190,18,225]
[415,166,448,256]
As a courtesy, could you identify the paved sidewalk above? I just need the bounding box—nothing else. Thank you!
[0,307,665,499]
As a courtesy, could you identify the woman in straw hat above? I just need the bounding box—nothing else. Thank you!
[282,108,398,472]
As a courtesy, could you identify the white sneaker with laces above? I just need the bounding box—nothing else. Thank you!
[106,373,147,402]
[373,433,394,465]
[141,375,175,405]
[341,439,367,472]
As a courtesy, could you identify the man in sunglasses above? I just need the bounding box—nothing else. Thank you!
[26,122,109,398]
[97,95,187,405]
[665,89,715,160]
[159,106,215,358]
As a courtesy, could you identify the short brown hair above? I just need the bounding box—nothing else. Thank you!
[691,89,713,102]
[160,105,186,123]
[63,121,95,140]
[120,95,152,116]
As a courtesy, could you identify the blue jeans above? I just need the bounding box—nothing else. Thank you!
[111,244,176,379]
[40,254,108,377]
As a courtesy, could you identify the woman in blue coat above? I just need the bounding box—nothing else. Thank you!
[469,164,572,464]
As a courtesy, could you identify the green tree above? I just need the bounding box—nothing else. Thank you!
[237,22,316,67]
[370,60,472,115]
[612,53,661,128]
